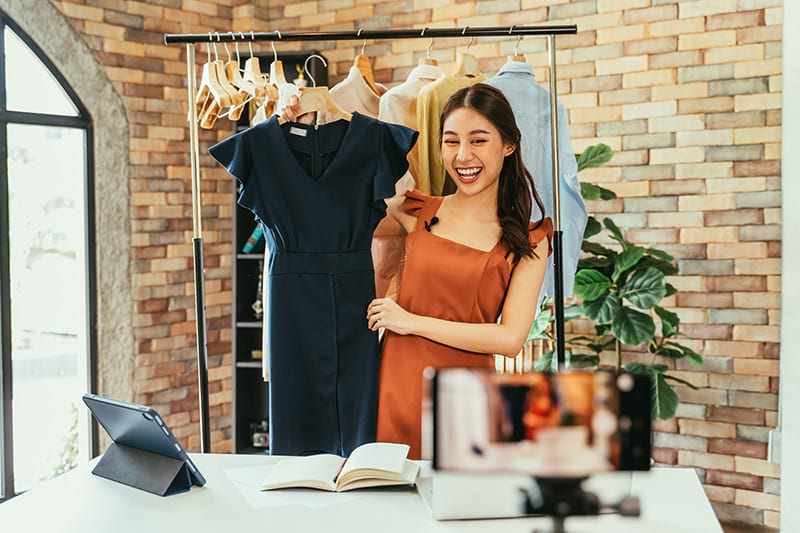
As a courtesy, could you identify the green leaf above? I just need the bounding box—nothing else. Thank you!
[654,306,679,337]
[582,241,617,257]
[573,270,612,302]
[664,283,677,297]
[636,256,679,276]
[598,292,622,324]
[584,216,602,239]
[583,291,621,324]
[566,336,597,346]
[564,305,584,321]
[646,248,674,262]
[653,373,679,420]
[578,257,614,272]
[569,354,600,369]
[603,217,628,249]
[613,247,646,281]
[534,349,565,372]
[680,345,704,367]
[664,374,700,390]
[654,305,679,329]
[650,364,669,373]
[577,144,614,172]
[595,323,611,337]
[527,308,554,341]
[598,186,617,200]
[581,182,602,200]
[621,267,667,309]
[612,306,655,346]
[623,362,648,375]
[655,347,684,359]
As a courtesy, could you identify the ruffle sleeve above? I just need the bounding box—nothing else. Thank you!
[208,129,261,218]
[401,188,433,218]
[371,121,419,230]
[530,217,554,258]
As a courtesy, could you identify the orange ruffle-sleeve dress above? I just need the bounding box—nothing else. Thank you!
[376,189,554,459]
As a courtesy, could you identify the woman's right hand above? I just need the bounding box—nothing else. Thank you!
[279,92,315,125]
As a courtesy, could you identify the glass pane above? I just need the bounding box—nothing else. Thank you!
[8,124,90,492]
[4,27,79,116]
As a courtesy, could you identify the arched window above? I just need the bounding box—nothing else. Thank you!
[0,12,94,500]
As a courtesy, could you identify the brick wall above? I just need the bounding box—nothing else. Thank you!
[43,0,782,527]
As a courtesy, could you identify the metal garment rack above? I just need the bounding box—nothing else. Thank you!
[164,24,577,453]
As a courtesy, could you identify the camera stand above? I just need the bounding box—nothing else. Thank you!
[521,477,640,533]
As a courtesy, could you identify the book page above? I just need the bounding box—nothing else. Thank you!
[339,442,409,481]
[261,454,344,491]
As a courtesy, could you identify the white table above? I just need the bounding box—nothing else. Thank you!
[0,453,721,532]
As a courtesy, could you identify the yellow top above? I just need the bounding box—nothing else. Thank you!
[415,73,485,195]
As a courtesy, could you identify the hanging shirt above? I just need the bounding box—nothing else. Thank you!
[378,63,443,183]
[330,66,387,119]
[209,113,418,456]
[416,72,485,195]
[486,61,587,298]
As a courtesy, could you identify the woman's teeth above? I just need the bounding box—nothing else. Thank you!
[456,167,482,182]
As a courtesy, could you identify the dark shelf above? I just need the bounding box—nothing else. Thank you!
[236,361,263,369]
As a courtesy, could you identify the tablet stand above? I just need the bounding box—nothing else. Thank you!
[521,477,640,533]
[92,442,193,496]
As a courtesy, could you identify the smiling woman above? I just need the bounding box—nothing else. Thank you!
[370,84,553,459]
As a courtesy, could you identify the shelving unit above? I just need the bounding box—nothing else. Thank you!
[230,50,327,454]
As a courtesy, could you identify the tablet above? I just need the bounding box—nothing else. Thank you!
[82,393,206,487]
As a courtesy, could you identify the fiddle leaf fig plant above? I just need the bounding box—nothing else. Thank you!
[527,143,704,420]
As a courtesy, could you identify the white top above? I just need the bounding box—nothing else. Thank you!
[0,453,722,533]
[330,66,387,118]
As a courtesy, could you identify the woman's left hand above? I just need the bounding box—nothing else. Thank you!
[367,298,417,335]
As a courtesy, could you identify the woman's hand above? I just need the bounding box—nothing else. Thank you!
[367,298,417,335]
[278,92,315,125]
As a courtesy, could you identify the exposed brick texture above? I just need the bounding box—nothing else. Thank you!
[46,0,782,526]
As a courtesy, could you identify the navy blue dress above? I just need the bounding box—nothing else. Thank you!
[210,112,418,456]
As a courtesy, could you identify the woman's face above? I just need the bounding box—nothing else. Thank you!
[441,107,515,195]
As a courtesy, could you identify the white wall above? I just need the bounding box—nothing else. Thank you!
[780,1,800,529]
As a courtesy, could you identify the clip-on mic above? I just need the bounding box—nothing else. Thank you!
[424,216,439,232]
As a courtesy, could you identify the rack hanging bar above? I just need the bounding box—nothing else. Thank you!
[164,25,576,45]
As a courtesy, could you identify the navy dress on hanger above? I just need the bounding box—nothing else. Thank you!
[210,112,417,456]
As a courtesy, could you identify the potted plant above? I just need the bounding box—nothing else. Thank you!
[529,144,703,420]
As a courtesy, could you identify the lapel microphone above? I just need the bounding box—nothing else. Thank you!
[424,216,439,232]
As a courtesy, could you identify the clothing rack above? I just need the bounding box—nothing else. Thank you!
[164,24,577,453]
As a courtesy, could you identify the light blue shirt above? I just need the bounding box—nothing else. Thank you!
[487,61,588,298]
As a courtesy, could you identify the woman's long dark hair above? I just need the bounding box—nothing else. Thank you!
[440,84,546,265]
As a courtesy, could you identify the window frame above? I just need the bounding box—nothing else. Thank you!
[0,10,96,502]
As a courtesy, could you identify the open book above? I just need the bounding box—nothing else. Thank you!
[261,442,420,492]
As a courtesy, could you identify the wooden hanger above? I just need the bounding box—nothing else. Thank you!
[277,55,350,125]
[452,33,481,78]
[277,86,352,125]
[353,33,381,96]
[269,37,287,86]
[195,38,234,129]
[453,52,481,78]
[507,34,526,63]
[419,36,438,66]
